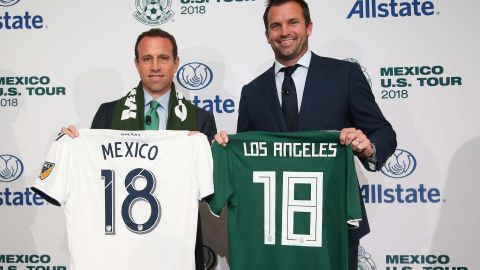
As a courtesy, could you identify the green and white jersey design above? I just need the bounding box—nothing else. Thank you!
[208,131,362,270]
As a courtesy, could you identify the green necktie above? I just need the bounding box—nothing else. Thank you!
[145,100,160,130]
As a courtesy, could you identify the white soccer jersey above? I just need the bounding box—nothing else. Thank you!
[32,129,213,270]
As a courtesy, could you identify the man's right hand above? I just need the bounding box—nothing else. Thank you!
[61,125,80,138]
[213,131,229,147]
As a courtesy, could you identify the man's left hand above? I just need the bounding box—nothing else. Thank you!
[339,128,373,159]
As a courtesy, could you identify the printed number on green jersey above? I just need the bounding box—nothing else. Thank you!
[254,171,323,247]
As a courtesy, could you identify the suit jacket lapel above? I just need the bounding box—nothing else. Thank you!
[263,65,288,132]
[298,53,328,131]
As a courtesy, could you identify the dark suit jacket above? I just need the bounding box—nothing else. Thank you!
[90,97,217,270]
[237,53,397,239]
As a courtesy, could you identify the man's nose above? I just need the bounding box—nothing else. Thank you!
[151,59,160,71]
[280,25,289,36]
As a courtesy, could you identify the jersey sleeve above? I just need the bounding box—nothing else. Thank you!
[193,134,214,201]
[345,145,362,227]
[31,134,72,206]
[206,142,234,217]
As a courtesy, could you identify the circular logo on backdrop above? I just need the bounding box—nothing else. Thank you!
[344,58,372,87]
[358,246,377,270]
[0,154,24,182]
[381,149,417,178]
[177,62,213,90]
[0,0,21,7]
[133,0,174,26]
[203,245,217,270]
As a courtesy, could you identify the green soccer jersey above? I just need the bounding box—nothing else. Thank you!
[207,131,362,270]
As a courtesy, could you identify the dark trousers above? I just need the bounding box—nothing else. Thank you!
[349,240,359,270]
[195,213,204,270]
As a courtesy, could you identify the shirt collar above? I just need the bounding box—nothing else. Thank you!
[274,50,312,74]
[144,88,171,109]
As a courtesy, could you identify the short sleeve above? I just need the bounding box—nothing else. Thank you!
[31,134,72,206]
[206,142,234,217]
[193,134,214,200]
[345,145,362,227]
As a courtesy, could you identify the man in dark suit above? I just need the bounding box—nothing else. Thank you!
[62,28,216,270]
[214,0,396,269]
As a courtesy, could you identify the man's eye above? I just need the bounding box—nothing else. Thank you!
[270,23,280,29]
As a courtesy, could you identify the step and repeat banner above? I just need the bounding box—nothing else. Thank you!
[1,0,478,269]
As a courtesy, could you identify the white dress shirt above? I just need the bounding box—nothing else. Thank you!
[274,50,312,111]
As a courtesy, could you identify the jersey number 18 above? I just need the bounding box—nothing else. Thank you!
[101,168,161,235]
[253,171,323,247]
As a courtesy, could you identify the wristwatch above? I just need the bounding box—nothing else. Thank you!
[367,142,377,163]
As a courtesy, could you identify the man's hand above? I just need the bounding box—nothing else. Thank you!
[339,128,373,159]
[61,125,80,138]
[213,131,229,147]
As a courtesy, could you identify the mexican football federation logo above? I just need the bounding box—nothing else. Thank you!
[344,58,372,87]
[133,0,174,26]
[177,62,213,90]
[0,155,24,182]
[358,246,377,270]
[0,0,21,7]
[381,149,417,178]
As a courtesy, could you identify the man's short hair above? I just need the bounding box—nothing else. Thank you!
[263,0,311,30]
[134,28,178,60]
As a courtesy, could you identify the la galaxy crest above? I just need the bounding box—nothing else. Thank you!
[133,0,174,26]
[39,161,55,180]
